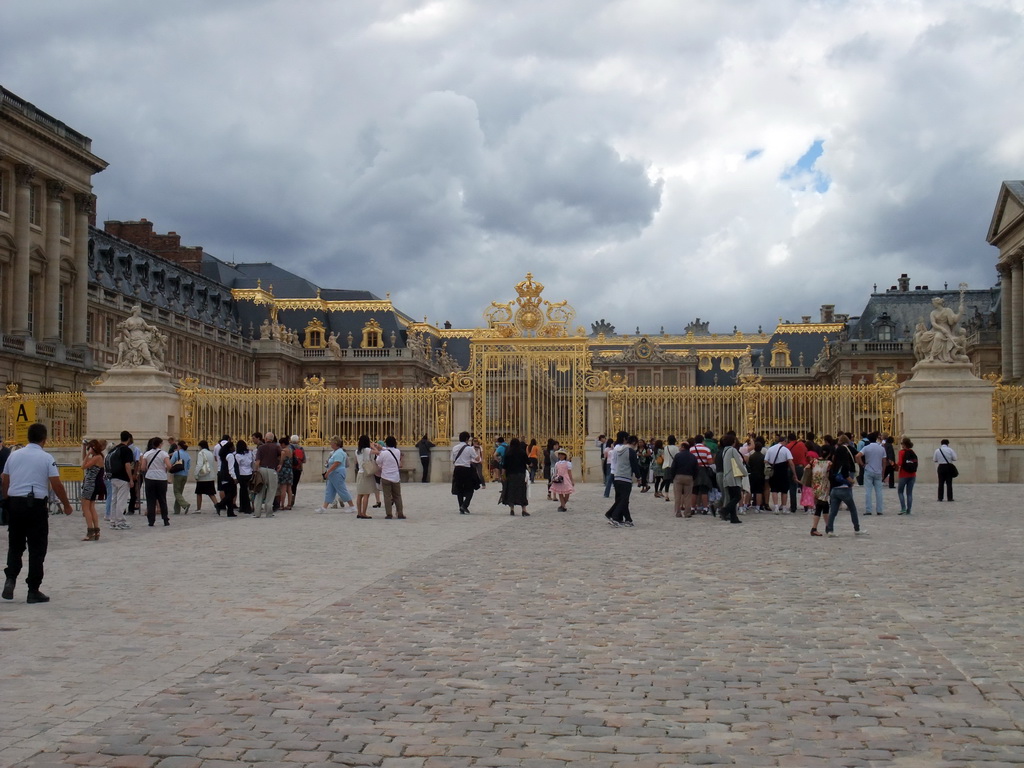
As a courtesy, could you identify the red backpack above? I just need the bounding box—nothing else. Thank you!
[292,446,306,466]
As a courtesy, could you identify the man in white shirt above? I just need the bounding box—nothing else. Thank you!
[3,423,73,604]
[375,436,405,519]
[933,439,958,501]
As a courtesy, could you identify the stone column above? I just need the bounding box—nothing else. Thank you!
[999,260,1013,381]
[11,164,35,337]
[1013,255,1024,380]
[42,180,66,342]
[71,193,94,347]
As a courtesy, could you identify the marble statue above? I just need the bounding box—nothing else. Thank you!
[327,332,342,358]
[913,294,970,364]
[113,305,165,370]
[260,319,271,340]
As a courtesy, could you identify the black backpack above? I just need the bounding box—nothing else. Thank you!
[901,450,918,474]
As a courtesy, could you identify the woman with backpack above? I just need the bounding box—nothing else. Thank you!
[896,437,919,515]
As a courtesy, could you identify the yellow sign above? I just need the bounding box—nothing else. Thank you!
[13,401,36,445]
[58,465,84,483]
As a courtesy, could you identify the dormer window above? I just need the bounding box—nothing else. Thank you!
[872,311,895,342]
[770,341,792,367]
[361,318,384,349]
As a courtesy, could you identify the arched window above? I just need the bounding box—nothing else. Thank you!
[360,318,384,349]
[770,342,792,368]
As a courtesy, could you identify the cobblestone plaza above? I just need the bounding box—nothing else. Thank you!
[2,481,1022,767]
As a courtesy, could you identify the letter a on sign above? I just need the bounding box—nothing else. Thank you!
[14,401,37,445]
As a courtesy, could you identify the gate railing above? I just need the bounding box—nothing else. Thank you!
[992,382,1024,444]
[178,375,452,447]
[2,383,87,447]
[603,373,901,439]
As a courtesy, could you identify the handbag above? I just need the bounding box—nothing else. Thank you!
[169,450,185,475]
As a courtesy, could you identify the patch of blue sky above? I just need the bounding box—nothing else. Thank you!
[745,148,763,160]
[781,139,831,193]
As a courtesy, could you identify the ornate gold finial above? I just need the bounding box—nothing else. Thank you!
[256,279,261,289]
[514,272,544,300]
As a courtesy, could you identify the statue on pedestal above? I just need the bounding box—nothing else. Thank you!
[259,319,271,339]
[913,290,970,364]
[112,305,165,370]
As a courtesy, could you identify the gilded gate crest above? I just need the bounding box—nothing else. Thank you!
[484,273,575,338]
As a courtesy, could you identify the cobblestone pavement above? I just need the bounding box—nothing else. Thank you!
[2,480,1023,767]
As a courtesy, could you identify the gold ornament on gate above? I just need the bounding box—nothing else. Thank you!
[484,273,577,338]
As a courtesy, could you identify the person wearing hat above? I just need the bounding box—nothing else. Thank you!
[549,448,575,511]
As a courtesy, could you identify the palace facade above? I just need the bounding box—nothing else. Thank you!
[0,84,1008,397]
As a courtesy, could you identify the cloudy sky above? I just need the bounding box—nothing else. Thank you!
[3,0,1023,334]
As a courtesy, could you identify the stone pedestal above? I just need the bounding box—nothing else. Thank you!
[86,367,180,444]
[895,362,997,483]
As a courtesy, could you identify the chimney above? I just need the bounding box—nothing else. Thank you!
[898,274,910,292]
[820,304,835,323]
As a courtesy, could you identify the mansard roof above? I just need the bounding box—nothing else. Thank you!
[848,285,999,341]
[88,227,241,333]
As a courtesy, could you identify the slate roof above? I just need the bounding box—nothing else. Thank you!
[847,286,999,342]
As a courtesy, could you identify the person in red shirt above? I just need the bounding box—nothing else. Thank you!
[786,433,810,512]
[896,437,918,515]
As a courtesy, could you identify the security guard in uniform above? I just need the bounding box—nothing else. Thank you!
[2,422,73,604]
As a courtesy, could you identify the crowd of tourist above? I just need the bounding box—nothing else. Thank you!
[0,424,962,545]
[591,429,958,535]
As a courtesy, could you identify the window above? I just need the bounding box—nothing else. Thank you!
[86,312,93,343]
[877,325,892,341]
[29,184,41,227]
[0,169,7,214]
[104,317,113,346]
[662,368,678,387]
[190,344,198,368]
[636,369,652,386]
[362,373,380,388]
[360,318,384,349]
[58,284,65,341]
[27,275,35,335]
[60,199,70,238]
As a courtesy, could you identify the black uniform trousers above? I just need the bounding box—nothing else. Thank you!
[5,497,49,590]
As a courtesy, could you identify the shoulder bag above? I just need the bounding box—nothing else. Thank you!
[169,450,185,475]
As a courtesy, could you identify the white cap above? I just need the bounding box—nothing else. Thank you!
[290,435,300,443]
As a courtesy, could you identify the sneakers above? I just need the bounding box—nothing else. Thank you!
[111,521,130,530]
[826,532,836,537]
[898,509,909,515]
[622,521,634,527]
[864,512,873,516]
[855,529,869,535]
[26,589,50,604]
[607,520,621,527]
